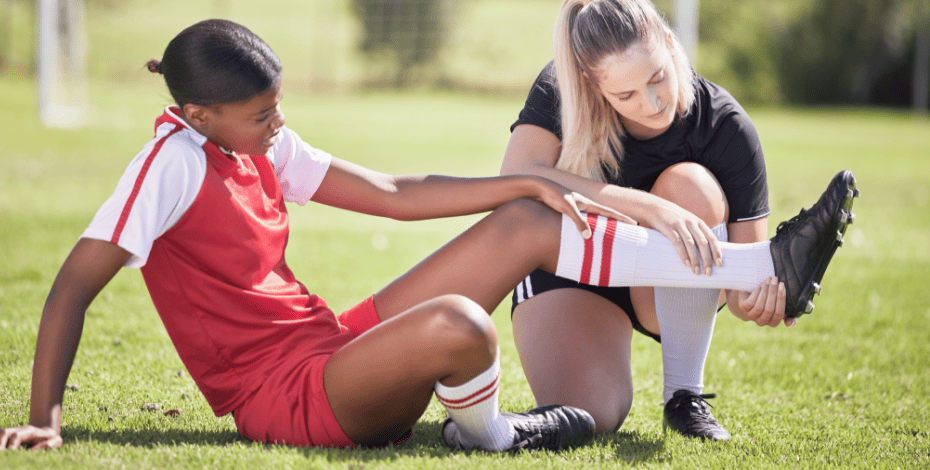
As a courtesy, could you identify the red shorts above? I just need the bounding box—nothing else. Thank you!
[232,296,381,448]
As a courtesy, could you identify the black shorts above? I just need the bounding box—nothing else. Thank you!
[511,269,662,343]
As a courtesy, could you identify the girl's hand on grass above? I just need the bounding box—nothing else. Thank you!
[736,276,795,328]
[536,180,637,238]
[0,425,63,450]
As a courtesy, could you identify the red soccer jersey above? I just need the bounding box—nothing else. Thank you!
[85,109,356,416]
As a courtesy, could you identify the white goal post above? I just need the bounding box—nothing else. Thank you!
[675,0,698,64]
[36,0,87,128]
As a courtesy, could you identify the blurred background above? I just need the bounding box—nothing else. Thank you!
[2,0,929,124]
[1,5,928,465]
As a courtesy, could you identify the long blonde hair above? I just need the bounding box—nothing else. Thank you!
[553,0,695,182]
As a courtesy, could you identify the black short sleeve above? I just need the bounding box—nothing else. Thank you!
[512,62,562,139]
[700,112,770,223]
[509,65,769,224]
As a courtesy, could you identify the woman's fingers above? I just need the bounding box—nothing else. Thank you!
[699,222,723,272]
[677,228,700,275]
[577,201,637,225]
[776,281,791,327]
[751,278,773,326]
[662,229,693,271]
[764,277,780,327]
[0,426,62,451]
[571,193,637,225]
[562,194,639,238]
[564,200,592,239]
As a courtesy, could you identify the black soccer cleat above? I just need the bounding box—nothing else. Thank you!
[663,390,731,441]
[441,404,596,452]
[769,170,859,318]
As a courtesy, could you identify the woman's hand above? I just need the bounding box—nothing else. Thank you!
[641,199,723,275]
[0,425,62,450]
[734,276,796,327]
[534,178,637,238]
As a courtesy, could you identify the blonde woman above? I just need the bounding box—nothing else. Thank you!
[503,0,814,440]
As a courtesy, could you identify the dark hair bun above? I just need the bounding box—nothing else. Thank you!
[146,59,163,74]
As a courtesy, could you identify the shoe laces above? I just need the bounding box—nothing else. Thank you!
[511,417,558,450]
[670,392,718,421]
[776,208,808,234]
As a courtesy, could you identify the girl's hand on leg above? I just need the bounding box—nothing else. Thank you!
[535,180,637,239]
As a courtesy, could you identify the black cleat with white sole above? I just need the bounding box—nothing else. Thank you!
[770,170,859,317]
[441,404,596,452]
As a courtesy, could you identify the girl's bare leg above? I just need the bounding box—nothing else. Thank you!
[374,199,563,320]
[325,294,498,446]
[512,289,636,434]
[325,200,564,446]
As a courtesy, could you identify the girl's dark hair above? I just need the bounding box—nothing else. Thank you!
[147,19,282,107]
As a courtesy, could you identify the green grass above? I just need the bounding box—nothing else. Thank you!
[3,2,929,468]
[2,71,930,469]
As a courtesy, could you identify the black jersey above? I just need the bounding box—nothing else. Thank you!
[512,62,770,224]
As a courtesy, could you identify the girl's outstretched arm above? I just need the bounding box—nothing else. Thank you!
[310,157,635,236]
[0,238,131,450]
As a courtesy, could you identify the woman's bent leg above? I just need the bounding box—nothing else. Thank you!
[512,289,634,434]
[645,162,732,440]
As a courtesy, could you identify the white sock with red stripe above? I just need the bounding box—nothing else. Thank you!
[555,214,774,290]
[656,223,729,403]
[434,350,515,451]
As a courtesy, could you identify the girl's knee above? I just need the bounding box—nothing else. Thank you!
[495,199,557,227]
[429,294,498,357]
[651,163,728,226]
[490,199,562,249]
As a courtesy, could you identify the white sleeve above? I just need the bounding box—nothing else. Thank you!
[81,136,206,268]
[267,126,332,205]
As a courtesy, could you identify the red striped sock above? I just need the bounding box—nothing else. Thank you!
[434,351,515,451]
[556,214,773,291]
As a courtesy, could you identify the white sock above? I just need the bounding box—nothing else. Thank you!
[434,350,515,451]
[656,223,728,403]
[555,214,775,291]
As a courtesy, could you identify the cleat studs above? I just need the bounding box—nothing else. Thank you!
[813,283,822,295]
[804,301,815,314]
[847,189,854,198]
[840,212,849,223]
[848,212,855,223]
[836,231,844,242]
[853,188,860,197]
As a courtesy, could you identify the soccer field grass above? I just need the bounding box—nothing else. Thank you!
[1,77,929,469]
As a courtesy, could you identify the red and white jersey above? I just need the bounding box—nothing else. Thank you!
[83,106,330,266]
[82,107,358,416]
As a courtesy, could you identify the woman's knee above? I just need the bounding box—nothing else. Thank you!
[651,163,728,226]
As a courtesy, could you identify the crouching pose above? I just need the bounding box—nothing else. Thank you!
[502,0,859,440]
[0,19,856,452]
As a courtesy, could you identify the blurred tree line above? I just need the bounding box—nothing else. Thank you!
[681,0,930,107]
[351,0,454,87]
[2,0,928,108]
[350,0,929,108]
